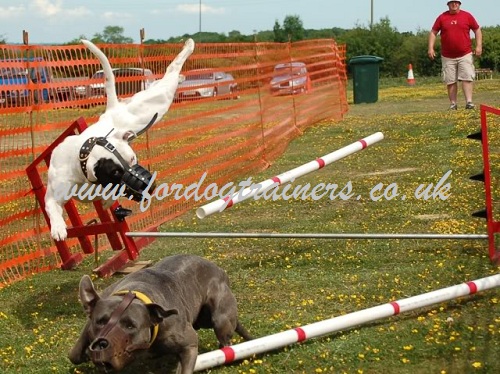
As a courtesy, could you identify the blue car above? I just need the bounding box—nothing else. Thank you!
[0,57,51,107]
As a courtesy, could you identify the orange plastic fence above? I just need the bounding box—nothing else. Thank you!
[0,39,347,286]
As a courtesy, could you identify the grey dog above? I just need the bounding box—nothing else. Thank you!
[68,254,252,373]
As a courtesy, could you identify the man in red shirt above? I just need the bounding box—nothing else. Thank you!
[428,1,482,110]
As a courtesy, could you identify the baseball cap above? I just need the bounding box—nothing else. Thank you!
[447,1,461,4]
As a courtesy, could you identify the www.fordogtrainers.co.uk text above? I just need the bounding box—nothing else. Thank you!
[57,170,452,213]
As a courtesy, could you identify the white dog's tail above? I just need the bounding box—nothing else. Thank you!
[118,39,195,132]
[81,39,120,110]
[165,38,195,76]
[80,39,195,136]
[131,38,195,117]
[144,39,195,96]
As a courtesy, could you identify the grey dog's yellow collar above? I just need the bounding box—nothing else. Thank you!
[112,290,159,345]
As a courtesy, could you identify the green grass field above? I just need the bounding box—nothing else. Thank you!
[0,78,499,374]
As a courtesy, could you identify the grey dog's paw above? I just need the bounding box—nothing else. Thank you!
[51,224,67,241]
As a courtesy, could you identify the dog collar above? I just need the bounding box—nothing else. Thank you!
[79,137,98,181]
[112,290,159,345]
[79,136,130,182]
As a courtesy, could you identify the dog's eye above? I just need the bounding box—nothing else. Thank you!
[96,317,108,326]
[123,320,136,330]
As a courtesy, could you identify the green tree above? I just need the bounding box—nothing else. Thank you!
[339,17,405,76]
[273,15,305,42]
[304,27,347,39]
[255,30,275,42]
[392,30,441,78]
[227,30,252,42]
[479,26,500,71]
[64,35,88,45]
[283,15,305,42]
[191,31,227,42]
[273,20,286,42]
[92,26,134,44]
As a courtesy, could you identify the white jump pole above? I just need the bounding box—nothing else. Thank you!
[196,132,384,219]
[194,273,500,371]
[126,232,488,240]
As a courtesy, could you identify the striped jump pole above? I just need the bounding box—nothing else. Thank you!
[194,273,500,371]
[196,132,384,219]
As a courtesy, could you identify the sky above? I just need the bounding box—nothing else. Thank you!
[0,0,498,44]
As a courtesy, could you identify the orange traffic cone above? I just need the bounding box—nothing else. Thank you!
[407,64,415,86]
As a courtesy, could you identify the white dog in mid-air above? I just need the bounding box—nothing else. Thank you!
[44,38,195,241]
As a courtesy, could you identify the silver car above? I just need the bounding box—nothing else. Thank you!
[75,67,155,99]
[175,69,238,101]
[270,62,311,95]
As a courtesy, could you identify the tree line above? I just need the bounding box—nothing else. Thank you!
[2,15,498,78]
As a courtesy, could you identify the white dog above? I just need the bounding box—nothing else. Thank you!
[45,38,195,241]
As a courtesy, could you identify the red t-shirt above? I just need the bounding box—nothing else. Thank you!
[432,10,480,58]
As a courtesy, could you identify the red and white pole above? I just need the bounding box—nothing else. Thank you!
[196,132,384,219]
[194,273,500,371]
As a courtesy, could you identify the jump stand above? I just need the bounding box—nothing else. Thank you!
[469,104,500,264]
[26,117,150,277]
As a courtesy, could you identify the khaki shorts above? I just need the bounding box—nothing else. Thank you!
[441,53,475,85]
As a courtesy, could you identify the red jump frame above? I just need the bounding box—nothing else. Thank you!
[477,105,500,264]
[26,117,147,277]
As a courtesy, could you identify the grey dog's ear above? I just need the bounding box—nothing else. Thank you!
[146,304,178,325]
[79,275,100,317]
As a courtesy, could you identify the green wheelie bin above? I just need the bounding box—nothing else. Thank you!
[349,55,384,104]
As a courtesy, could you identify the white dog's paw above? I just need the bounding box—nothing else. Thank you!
[51,223,68,241]
[184,38,195,53]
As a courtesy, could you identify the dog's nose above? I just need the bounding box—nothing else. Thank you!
[90,338,110,351]
[98,361,115,372]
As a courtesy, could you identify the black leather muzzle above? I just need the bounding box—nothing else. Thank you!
[80,137,155,201]
[120,163,155,202]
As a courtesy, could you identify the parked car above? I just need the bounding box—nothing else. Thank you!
[75,67,155,100]
[0,67,30,106]
[0,57,80,107]
[270,62,311,95]
[175,69,238,101]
